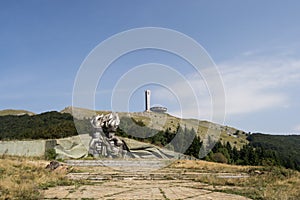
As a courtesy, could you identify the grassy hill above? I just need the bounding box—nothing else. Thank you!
[60,107,300,170]
[61,106,249,149]
[0,109,35,116]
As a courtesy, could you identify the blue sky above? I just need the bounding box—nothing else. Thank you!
[1,0,300,134]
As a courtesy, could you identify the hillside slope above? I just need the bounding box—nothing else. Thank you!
[61,106,249,149]
[0,106,249,149]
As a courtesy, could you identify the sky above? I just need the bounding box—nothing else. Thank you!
[1,0,300,134]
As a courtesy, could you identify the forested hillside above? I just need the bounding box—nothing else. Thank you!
[247,133,300,170]
[0,111,78,140]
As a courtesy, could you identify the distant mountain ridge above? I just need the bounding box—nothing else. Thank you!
[0,109,35,116]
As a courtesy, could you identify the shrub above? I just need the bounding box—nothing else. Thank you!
[45,148,57,160]
[212,152,228,163]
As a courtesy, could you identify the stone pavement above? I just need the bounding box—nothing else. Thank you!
[42,160,252,199]
[43,179,251,199]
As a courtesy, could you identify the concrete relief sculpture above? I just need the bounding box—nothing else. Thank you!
[53,112,178,159]
[88,112,179,159]
[89,113,129,158]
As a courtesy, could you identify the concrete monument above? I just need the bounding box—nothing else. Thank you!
[89,113,129,158]
[88,112,179,159]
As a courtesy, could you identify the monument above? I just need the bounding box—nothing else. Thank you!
[89,113,129,158]
[88,112,178,159]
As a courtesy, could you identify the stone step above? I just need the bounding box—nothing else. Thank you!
[67,171,249,181]
[65,159,171,171]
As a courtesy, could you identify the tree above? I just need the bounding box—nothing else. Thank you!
[185,134,202,159]
[231,146,239,164]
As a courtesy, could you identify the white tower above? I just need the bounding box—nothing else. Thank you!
[145,90,151,112]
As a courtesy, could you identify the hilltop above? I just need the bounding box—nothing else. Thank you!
[0,109,35,116]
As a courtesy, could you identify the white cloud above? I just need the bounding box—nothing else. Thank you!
[292,124,300,132]
[221,59,300,115]
[152,58,300,121]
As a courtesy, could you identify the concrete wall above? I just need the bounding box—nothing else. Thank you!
[0,135,90,158]
[0,140,56,157]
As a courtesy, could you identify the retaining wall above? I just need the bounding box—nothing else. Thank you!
[0,139,56,157]
[0,135,90,157]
